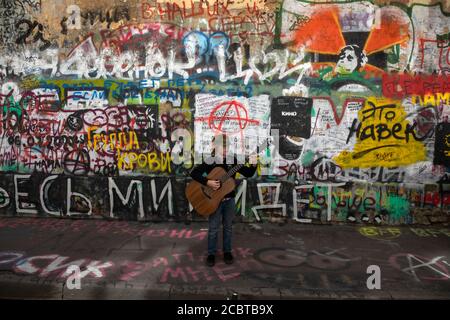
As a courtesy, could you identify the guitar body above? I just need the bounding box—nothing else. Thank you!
[185,167,236,217]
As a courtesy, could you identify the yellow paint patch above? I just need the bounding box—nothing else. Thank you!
[334,97,428,168]
[412,93,450,106]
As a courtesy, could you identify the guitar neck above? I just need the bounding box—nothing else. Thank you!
[221,164,244,182]
[219,139,267,182]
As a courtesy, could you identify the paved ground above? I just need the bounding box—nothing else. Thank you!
[0,217,449,300]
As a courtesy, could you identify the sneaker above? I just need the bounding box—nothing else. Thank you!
[361,215,370,222]
[347,215,356,222]
[224,252,234,265]
[206,254,215,267]
[374,215,382,224]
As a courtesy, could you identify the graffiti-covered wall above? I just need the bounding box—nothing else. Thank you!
[0,0,449,224]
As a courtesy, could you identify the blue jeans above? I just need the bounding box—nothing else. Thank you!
[208,198,235,256]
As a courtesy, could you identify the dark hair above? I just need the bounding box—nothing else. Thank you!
[338,45,367,70]
[229,43,242,54]
[226,43,249,69]
[211,134,229,158]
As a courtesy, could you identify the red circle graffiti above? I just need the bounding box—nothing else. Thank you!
[208,100,255,134]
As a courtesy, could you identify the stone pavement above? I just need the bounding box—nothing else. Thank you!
[0,217,449,299]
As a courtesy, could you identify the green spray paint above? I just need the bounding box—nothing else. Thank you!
[301,150,315,166]
[386,195,410,220]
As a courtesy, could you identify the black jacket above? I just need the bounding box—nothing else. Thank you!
[190,160,257,198]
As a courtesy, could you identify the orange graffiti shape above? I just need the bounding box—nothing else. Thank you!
[294,9,346,55]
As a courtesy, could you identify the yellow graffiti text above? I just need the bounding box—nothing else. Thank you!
[87,127,140,152]
[412,93,450,106]
[117,150,172,172]
[334,97,428,168]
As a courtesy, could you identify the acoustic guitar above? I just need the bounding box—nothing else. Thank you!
[185,143,265,216]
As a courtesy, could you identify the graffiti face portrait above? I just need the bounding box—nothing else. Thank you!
[335,45,368,75]
[67,114,83,132]
[336,49,358,74]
